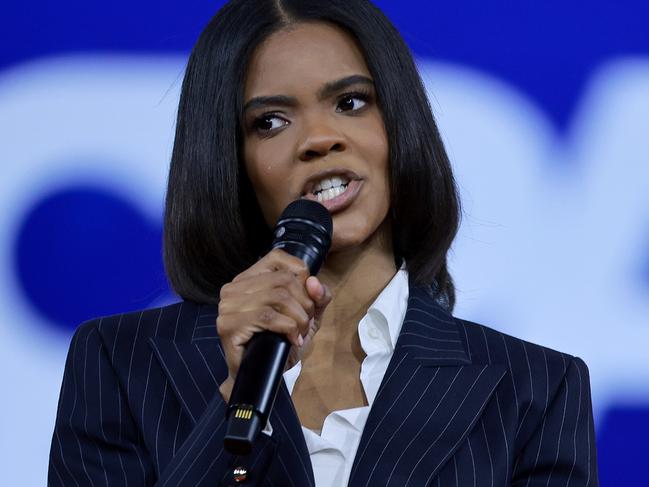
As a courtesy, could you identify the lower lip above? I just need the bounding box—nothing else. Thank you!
[302,179,363,214]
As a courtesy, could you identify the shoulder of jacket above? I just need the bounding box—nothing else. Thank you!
[74,300,207,345]
[454,317,577,376]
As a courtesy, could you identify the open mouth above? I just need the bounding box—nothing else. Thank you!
[313,182,350,202]
[301,179,363,214]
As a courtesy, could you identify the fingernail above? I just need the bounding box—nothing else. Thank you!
[298,335,304,347]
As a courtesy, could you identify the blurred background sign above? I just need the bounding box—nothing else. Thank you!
[1,1,648,484]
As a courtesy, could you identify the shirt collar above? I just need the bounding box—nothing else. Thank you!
[283,260,409,396]
[365,260,409,351]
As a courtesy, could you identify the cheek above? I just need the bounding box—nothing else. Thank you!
[360,117,389,174]
[243,147,274,219]
[243,144,264,189]
[243,143,294,225]
[363,130,390,193]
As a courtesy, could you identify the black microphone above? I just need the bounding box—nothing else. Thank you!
[223,199,332,455]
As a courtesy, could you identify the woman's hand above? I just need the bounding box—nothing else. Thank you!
[216,248,332,402]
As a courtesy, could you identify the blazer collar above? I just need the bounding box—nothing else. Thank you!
[394,281,471,366]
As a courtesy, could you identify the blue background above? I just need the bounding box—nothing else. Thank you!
[1,1,647,484]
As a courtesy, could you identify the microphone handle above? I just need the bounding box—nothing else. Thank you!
[223,332,290,455]
[223,198,332,456]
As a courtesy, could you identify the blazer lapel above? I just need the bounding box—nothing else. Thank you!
[348,285,506,487]
[148,304,314,486]
[148,306,228,425]
[266,382,317,487]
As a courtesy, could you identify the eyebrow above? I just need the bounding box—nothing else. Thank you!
[318,74,374,100]
[243,74,374,113]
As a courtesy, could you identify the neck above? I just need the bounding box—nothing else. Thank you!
[313,221,398,347]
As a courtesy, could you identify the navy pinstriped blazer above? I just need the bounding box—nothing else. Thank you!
[49,277,599,486]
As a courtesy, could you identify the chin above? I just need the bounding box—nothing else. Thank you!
[328,237,362,254]
[329,217,389,254]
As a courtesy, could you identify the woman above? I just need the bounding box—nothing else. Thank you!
[49,1,599,486]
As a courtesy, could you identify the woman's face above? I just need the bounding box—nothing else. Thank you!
[242,22,390,253]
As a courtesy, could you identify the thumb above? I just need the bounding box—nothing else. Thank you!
[306,276,332,314]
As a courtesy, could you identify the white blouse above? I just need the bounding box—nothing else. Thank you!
[281,264,409,486]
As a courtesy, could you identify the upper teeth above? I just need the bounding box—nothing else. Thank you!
[313,175,351,203]
[312,176,350,194]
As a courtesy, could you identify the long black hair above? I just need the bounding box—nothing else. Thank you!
[164,0,461,309]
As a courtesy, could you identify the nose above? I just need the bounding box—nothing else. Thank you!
[297,116,347,162]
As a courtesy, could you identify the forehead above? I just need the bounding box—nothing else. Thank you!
[244,22,371,98]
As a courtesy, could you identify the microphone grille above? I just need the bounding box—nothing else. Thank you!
[279,199,332,236]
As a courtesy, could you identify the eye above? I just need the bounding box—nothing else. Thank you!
[252,114,289,134]
[336,92,370,113]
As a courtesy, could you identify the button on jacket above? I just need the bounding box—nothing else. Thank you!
[48,275,599,486]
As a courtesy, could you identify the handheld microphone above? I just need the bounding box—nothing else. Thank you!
[223,199,332,455]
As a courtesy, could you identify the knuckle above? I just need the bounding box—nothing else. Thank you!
[296,262,309,278]
[217,298,230,315]
[298,313,309,329]
[258,306,276,324]
[273,250,308,275]
[286,317,299,333]
[271,248,286,258]
[273,287,291,302]
[215,316,227,335]
[268,249,284,266]
[291,262,309,280]
[219,283,231,300]
[276,270,293,285]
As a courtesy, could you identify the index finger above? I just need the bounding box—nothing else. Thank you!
[232,248,310,283]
